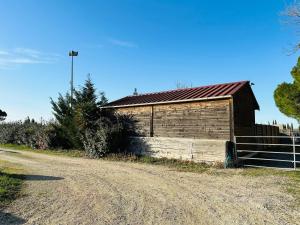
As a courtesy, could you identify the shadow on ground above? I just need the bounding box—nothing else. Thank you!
[9,174,64,181]
[0,211,26,225]
[25,174,64,181]
[0,174,63,224]
[0,150,20,154]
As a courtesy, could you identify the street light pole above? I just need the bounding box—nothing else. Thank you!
[69,50,78,107]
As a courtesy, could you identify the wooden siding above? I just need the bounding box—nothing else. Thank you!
[116,99,231,140]
[233,85,256,136]
[117,106,152,136]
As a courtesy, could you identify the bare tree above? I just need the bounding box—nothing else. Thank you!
[282,1,300,53]
[176,81,193,89]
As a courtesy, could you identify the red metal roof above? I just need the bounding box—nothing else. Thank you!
[104,81,259,108]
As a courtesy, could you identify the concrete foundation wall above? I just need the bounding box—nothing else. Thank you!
[129,137,226,163]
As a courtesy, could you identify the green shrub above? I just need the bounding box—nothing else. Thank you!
[0,77,133,155]
[82,114,132,158]
[0,119,53,150]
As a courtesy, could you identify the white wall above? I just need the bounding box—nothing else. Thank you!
[129,137,227,163]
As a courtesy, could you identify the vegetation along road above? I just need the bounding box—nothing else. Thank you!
[0,148,299,225]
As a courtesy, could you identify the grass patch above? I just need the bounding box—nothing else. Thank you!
[0,144,29,151]
[104,153,211,173]
[240,168,300,207]
[284,171,300,203]
[0,144,85,158]
[0,160,24,209]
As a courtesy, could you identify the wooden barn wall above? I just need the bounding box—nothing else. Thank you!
[233,85,256,136]
[116,99,231,140]
[116,106,152,136]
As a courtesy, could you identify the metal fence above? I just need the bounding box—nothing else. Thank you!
[234,136,300,170]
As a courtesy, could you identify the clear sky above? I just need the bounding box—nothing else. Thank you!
[0,0,299,125]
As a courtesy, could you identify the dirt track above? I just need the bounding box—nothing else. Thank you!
[0,149,299,225]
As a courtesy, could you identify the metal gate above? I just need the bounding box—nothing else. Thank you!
[234,136,300,170]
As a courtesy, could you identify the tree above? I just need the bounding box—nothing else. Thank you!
[282,1,300,53]
[50,76,132,156]
[50,92,81,149]
[274,57,300,122]
[50,76,108,149]
[176,81,193,89]
[74,76,107,131]
[0,109,7,121]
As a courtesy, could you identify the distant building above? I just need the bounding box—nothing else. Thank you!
[274,123,298,136]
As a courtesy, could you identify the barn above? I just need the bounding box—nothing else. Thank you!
[104,81,260,162]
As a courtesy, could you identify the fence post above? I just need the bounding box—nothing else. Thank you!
[190,142,193,160]
[233,136,238,167]
[293,135,296,170]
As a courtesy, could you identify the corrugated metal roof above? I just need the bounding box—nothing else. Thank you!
[104,81,259,108]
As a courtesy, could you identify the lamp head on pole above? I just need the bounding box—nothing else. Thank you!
[69,50,78,57]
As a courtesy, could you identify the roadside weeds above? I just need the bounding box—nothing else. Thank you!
[0,160,24,209]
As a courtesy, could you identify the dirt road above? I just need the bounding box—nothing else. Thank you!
[0,149,299,225]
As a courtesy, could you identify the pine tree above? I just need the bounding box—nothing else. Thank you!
[75,76,108,131]
[50,76,108,149]
[50,92,81,149]
[98,91,108,106]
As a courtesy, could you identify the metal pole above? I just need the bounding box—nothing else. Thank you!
[70,54,74,108]
[293,136,296,170]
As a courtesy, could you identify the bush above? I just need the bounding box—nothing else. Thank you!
[0,113,133,155]
[0,119,52,150]
[0,78,133,155]
[82,113,133,158]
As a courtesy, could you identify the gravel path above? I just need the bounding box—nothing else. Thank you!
[0,149,299,225]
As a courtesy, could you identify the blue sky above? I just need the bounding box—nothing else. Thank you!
[0,0,298,125]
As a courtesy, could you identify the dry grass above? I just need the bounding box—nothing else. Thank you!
[104,153,213,173]
[237,168,300,207]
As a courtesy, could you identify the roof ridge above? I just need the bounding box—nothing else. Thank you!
[127,80,249,97]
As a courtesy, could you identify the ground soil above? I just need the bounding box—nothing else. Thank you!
[0,149,299,225]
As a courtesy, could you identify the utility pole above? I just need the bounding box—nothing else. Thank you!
[69,50,78,107]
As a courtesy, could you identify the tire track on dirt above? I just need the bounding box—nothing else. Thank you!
[0,149,299,225]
